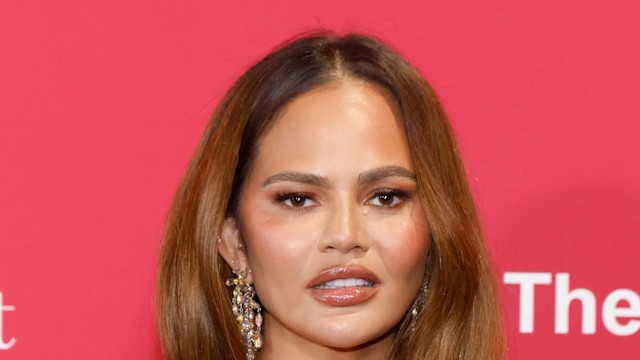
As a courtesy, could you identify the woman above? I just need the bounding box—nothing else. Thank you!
[157,32,505,360]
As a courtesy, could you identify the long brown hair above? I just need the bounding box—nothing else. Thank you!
[157,31,505,360]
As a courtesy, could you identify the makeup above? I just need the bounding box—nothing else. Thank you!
[308,265,380,306]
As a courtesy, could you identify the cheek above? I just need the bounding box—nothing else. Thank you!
[240,209,320,290]
[374,206,430,277]
[241,217,324,318]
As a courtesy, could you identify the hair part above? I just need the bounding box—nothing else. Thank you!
[157,30,505,360]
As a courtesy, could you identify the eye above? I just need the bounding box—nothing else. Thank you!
[367,189,408,208]
[275,193,317,208]
[373,194,399,206]
[287,195,309,207]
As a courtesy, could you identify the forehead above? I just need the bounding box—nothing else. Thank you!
[249,80,413,178]
[275,80,402,132]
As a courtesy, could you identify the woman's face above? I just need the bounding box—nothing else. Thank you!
[235,80,430,356]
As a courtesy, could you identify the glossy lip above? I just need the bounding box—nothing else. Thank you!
[307,265,381,307]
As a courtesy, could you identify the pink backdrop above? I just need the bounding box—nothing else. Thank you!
[1,1,638,359]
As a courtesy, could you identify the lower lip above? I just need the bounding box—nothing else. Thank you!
[309,286,379,306]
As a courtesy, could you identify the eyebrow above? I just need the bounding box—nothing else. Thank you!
[262,166,416,187]
[263,172,330,187]
[357,166,416,185]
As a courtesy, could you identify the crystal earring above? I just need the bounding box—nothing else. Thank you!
[409,280,429,331]
[226,270,263,360]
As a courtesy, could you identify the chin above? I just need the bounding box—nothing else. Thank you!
[312,321,395,350]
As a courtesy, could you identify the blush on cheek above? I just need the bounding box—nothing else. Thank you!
[244,222,314,281]
[375,219,430,277]
[243,202,327,258]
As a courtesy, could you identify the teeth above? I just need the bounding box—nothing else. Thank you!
[315,278,374,289]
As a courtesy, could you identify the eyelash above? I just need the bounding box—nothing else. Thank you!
[275,192,317,210]
[274,189,410,210]
[368,189,410,209]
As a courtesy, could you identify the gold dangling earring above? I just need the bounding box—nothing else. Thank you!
[226,270,263,360]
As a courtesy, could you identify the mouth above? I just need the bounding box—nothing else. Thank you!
[307,265,380,306]
[313,278,375,289]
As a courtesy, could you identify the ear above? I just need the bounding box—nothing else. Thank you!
[217,217,253,283]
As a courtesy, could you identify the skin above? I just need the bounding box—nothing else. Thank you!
[220,80,430,360]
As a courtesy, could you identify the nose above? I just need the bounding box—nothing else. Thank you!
[318,198,369,253]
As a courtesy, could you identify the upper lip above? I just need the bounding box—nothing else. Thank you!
[307,265,380,288]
